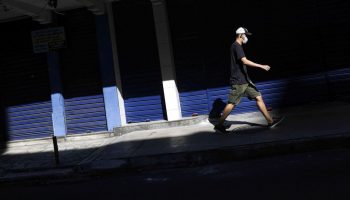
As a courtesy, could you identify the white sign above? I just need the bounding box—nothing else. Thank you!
[31,27,66,53]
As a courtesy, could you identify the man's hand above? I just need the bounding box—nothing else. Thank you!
[242,57,271,71]
[261,65,271,71]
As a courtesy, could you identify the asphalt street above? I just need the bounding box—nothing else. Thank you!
[1,148,350,200]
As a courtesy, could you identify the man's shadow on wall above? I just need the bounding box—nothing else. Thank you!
[208,98,266,129]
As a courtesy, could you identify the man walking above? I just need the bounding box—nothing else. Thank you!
[214,27,283,134]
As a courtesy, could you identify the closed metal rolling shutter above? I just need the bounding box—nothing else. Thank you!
[328,68,350,98]
[167,1,210,117]
[168,0,348,116]
[59,9,107,134]
[0,19,53,140]
[176,38,209,117]
[113,1,166,123]
[317,1,350,98]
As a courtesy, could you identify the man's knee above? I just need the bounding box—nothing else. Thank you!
[225,103,235,110]
[255,95,263,102]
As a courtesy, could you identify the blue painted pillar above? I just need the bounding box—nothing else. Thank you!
[47,51,67,137]
[95,14,122,130]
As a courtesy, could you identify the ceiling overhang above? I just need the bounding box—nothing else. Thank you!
[0,0,118,24]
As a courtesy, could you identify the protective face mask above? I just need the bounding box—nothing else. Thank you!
[242,34,248,44]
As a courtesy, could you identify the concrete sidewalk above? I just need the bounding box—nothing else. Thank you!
[1,100,350,184]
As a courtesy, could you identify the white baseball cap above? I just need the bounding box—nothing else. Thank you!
[235,27,252,35]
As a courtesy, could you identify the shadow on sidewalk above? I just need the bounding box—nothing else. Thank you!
[0,126,270,172]
[208,118,266,128]
[208,98,226,119]
[208,98,269,128]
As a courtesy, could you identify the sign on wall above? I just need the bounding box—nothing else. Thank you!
[31,27,66,53]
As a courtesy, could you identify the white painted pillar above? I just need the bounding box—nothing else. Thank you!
[151,0,182,121]
[106,2,127,125]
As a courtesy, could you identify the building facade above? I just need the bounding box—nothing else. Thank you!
[0,0,349,141]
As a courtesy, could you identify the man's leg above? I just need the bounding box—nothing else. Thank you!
[214,84,244,133]
[256,96,273,124]
[217,103,235,125]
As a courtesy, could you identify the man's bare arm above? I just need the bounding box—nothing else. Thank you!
[241,57,270,71]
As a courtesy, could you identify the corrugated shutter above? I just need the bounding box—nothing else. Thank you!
[168,0,350,117]
[206,73,329,115]
[328,68,350,98]
[317,0,350,98]
[176,41,209,117]
[167,1,210,117]
[0,19,53,140]
[122,66,165,123]
[59,9,107,134]
[113,1,166,123]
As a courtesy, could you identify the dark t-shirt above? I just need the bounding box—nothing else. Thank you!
[230,42,251,85]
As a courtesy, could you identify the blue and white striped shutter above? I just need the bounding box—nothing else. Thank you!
[59,9,107,134]
[0,19,53,140]
[167,0,350,116]
[166,2,210,117]
[318,1,350,98]
[113,1,166,123]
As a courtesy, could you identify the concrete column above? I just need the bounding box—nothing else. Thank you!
[47,51,67,137]
[95,5,126,130]
[151,0,182,121]
[106,3,127,126]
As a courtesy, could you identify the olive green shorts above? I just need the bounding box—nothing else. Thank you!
[228,83,261,105]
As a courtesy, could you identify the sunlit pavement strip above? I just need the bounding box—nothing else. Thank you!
[2,137,113,155]
[93,102,350,159]
[1,101,350,182]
